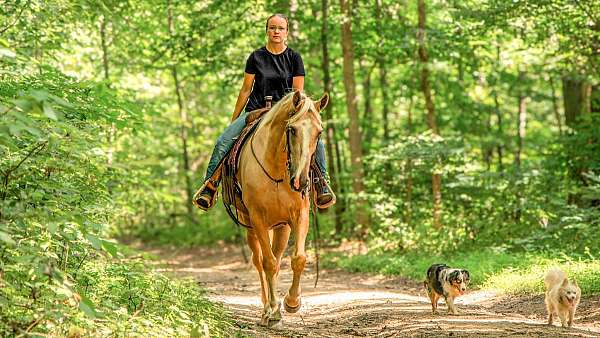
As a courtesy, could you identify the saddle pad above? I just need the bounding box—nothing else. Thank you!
[227,117,261,175]
[221,115,263,227]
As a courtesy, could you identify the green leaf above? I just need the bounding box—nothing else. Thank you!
[54,285,73,298]
[43,101,58,120]
[190,325,201,338]
[86,234,102,250]
[101,240,118,257]
[79,295,101,319]
[13,99,32,112]
[30,90,49,102]
[0,48,16,58]
[47,222,59,235]
[8,121,24,136]
[49,94,74,108]
[25,126,42,137]
[0,231,16,245]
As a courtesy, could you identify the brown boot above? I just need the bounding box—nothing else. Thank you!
[313,177,336,209]
[192,180,219,211]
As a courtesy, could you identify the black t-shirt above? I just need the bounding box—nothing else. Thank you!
[244,46,305,112]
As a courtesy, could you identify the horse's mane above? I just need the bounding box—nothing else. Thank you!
[259,91,321,128]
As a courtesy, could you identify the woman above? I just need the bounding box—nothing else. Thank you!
[194,14,335,211]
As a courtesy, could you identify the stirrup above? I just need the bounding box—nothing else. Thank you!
[312,177,336,209]
[192,181,219,211]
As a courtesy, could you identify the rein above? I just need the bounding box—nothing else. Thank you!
[311,168,321,288]
[248,101,316,198]
[250,131,284,184]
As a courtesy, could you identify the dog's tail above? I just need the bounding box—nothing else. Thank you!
[544,268,567,290]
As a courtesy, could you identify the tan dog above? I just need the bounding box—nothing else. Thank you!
[544,269,581,327]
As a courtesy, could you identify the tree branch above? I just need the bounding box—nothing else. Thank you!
[573,0,598,24]
[0,0,30,35]
[1,141,47,201]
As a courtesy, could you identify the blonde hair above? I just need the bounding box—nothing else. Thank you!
[265,14,289,33]
[260,91,321,128]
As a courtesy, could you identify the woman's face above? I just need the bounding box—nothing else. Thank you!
[266,16,288,44]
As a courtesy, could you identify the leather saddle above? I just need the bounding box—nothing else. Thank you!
[220,107,270,226]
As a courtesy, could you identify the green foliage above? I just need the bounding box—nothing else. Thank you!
[0,38,232,335]
[1,245,234,336]
[133,214,239,247]
[362,127,600,254]
[325,249,600,296]
[1,0,599,332]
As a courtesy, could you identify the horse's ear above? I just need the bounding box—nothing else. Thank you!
[293,90,303,111]
[316,92,329,111]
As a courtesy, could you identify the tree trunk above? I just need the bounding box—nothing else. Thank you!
[492,89,504,171]
[514,71,527,167]
[405,91,414,226]
[100,16,117,169]
[482,67,492,171]
[562,75,594,205]
[361,62,374,155]
[269,0,291,14]
[417,0,442,229]
[168,0,194,222]
[100,17,110,82]
[289,0,299,41]
[484,111,493,171]
[320,0,344,235]
[493,44,504,171]
[375,0,390,143]
[340,0,369,236]
[563,76,591,127]
[549,77,563,136]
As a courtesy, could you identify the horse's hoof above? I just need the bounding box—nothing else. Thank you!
[259,314,270,327]
[259,318,269,327]
[284,297,302,313]
[268,319,283,329]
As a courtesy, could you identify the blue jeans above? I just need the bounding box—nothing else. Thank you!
[204,112,329,183]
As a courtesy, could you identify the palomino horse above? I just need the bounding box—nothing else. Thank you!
[236,90,328,327]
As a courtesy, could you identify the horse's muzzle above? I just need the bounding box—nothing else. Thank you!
[290,176,309,193]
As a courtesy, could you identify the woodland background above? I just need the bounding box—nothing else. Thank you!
[1,0,598,336]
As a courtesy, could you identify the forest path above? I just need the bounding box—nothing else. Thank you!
[143,244,600,337]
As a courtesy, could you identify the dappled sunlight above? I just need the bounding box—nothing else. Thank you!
[146,245,600,337]
[212,289,427,308]
[459,290,499,304]
[419,316,542,325]
[156,261,247,274]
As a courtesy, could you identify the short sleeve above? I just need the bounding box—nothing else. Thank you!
[292,51,305,77]
[244,52,257,74]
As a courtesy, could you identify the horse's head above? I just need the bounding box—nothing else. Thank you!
[286,90,329,193]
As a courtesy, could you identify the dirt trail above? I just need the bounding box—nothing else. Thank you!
[144,244,600,337]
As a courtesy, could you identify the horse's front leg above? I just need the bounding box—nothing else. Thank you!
[246,229,267,306]
[272,225,291,280]
[254,224,282,327]
[284,208,309,313]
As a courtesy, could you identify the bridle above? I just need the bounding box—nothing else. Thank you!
[249,103,317,196]
[250,131,285,185]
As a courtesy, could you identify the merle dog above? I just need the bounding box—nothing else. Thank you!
[424,263,470,315]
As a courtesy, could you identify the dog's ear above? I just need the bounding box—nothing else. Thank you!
[572,278,578,288]
[462,270,470,282]
[447,270,460,281]
[561,278,569,287]
[439,269,447,281]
